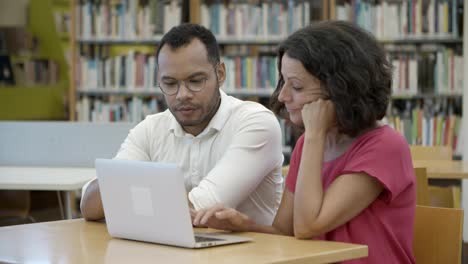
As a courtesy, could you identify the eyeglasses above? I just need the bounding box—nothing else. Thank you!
[158,77,208,96]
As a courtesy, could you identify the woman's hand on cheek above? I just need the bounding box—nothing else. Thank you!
[301,99,336,136]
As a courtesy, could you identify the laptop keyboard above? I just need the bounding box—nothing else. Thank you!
[195,236,224,242]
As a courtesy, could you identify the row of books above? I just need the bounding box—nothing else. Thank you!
[13,59,60,86]
[76,50,281,92]
[75,50,464,96]
[76,50,156,90]
[77,0,182,39]
[200,0,318,39]
[389,46,463,95]
[388,113,462,153]
[335,0,462,39]
[0,28,38,56]
[222,56,278,91]
[387,98,463,153]
[76,96,161,123]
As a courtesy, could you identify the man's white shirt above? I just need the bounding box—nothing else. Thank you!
[82,90,284,225]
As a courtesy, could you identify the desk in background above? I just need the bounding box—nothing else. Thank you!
[0,167,95,219]
[0,219,368,264]
[0,121,134,221]
[413,160,468,179]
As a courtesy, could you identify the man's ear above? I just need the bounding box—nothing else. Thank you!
[216,62,226,86]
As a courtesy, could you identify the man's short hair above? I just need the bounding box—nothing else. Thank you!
[156,23,220,66]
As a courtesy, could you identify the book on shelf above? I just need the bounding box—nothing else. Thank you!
[77,0,182,40]
[334,0,463,40]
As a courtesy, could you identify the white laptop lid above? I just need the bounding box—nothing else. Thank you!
[95,158,196,248]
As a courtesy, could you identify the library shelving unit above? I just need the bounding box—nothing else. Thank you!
[68,0,330,155]
[69,1,323,122]
[69,0,466,156]
[69,0,184,123]
[69,0,333,120]
[323,0,465,155]
[0,0,69,120]
[192,0,328,152]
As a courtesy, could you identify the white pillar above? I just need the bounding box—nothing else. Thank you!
[462,0,468,242]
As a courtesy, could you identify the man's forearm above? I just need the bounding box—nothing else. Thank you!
[81,179,105,221]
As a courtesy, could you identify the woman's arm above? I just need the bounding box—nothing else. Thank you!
[293,99,383,239]
[294,150,383,239]
[192,188,295,236]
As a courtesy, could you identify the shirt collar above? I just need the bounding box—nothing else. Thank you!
[169,90,232,138]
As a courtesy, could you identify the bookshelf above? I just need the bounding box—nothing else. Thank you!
[321,0,465,155]
[69,0,465,156]
[69,0,320,122]
[69,0,185,122]
[0,0,69,120]
[69,0,323,157]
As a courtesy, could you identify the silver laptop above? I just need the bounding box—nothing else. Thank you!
[95,158,252,248]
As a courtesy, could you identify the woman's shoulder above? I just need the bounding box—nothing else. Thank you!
[346,125,411,160]
[358,125,407,147]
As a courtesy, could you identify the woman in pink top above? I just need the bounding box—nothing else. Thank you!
[193,21,416,263]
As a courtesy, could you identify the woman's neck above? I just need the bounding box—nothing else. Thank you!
[323,128,351,162]
[323,122,382,162]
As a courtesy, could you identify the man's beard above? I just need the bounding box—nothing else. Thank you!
[171,86,221,128]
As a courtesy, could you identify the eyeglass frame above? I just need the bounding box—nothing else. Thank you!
[157,63,220,96]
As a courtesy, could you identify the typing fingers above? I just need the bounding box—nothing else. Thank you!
[192,203,224,226]
[200,204,225,225]
[215,209,250,231]
[192,209,206,226]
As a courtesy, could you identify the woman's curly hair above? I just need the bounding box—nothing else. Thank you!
[270,21,392,137]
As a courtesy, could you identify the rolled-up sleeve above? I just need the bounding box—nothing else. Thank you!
[188,109,283,210]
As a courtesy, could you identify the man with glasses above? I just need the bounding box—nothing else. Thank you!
[80,24,284,225]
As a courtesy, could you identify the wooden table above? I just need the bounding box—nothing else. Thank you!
[413,160,468,179]
[0,166,95,219]
[0,219,368,264]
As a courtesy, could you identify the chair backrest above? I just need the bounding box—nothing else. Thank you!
[0,121,135,167]
[427,186,461,208]
[410,145,453,160]
[413,205,463,264]
[414,167,430,206]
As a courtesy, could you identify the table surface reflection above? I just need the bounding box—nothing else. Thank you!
[0,219,368,264]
